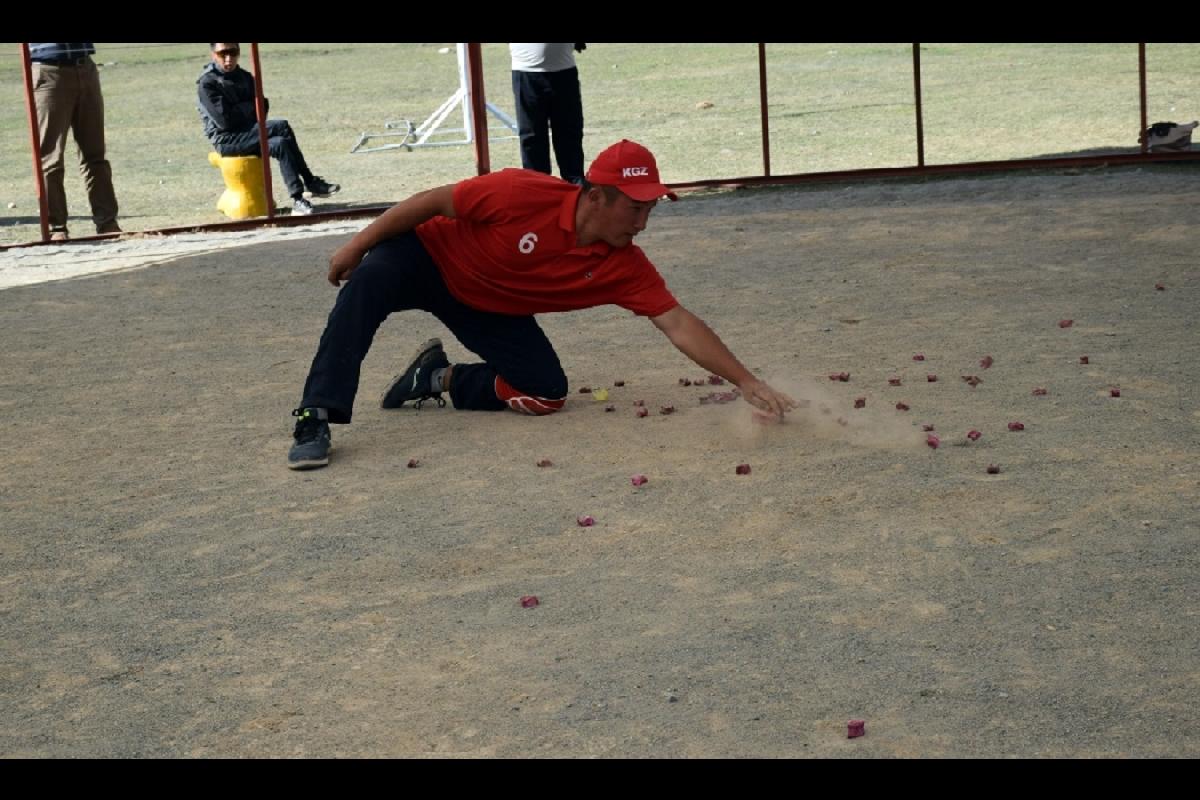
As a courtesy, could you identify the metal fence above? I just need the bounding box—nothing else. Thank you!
[4,43,1198,248]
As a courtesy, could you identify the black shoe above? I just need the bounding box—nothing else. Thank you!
[306,176,340,198]
[288,408,331,470]
[380,338,450,410]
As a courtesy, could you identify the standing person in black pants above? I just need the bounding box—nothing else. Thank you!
[509,43,587,185]
[197,42,340,216]
[28,42,121,241]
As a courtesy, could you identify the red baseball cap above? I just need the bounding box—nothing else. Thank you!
[585,139,678,202]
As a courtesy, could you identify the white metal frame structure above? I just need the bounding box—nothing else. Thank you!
[352,44,518,154]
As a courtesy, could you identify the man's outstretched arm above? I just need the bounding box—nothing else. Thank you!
[327,184,457,286]
[650,305,797,417]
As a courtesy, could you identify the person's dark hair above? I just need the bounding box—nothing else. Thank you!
[210,42,240,51]
[580,179,621,205]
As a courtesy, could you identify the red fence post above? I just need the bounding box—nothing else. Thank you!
[1138,43,1148,154]
[19,43,51,243]
[249,42,276,218]
[913,43,926,168]
[466,43,491,176]
[758,43,771,178]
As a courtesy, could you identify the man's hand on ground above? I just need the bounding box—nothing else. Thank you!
[739,378,797,419]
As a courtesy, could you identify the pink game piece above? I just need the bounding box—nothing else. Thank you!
[888,377,902,386]
[708,375,726,386]
[631,475,648,487]
[927,374,938,383]
[679,378,692,387]
[896,402,910,411]
[735,464,752,476]
[1007,422,1025,432]
[962,375,982,388]
[1059,319,1074,329]
[520,596,540,609]
[577,515,595,527]
[829,372,851,383]
[636,407,649,418]
[847,720,866,739]
[536,459,553,468]
[1110,388,1122,398]
[913,354,926,362]
[614,380,626,387]
[1032,388,1048,396]
[854,397,867,409]
[407,459,420,469]
[922,424,935,432]
[967,430,982,442]
[1155,283,1165,291]
[980,355,994,369]
[987,465,1001,475]
[1079,356,1089,365]
[926,434,940,449]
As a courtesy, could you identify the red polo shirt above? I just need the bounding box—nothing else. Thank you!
[415,169,678,317]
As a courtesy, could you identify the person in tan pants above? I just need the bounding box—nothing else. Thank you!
[30,42,120,241]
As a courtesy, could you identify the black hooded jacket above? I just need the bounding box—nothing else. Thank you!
[197,62,269,146]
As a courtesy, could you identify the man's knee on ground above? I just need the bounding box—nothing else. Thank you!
[495,375,567,416]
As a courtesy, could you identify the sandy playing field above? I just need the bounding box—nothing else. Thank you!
[1,166,1196,757]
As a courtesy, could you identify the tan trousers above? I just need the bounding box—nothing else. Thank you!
[33,57,119,232]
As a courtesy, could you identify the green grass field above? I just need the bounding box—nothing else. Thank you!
[2,43,1197,245]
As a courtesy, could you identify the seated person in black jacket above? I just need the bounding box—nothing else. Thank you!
[198,42,340,215]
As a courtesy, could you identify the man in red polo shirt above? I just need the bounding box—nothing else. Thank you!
[289,140,796,470]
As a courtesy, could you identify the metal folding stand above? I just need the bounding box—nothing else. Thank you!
[352,43,518,154]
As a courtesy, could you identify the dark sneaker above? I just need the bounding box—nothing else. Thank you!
[288,408,331,470]
[306,176,341,198]
[96,221,122,235]
[380,338,450,410]
[292,196,315,216]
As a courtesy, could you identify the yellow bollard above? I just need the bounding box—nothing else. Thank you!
[207,152,268,219]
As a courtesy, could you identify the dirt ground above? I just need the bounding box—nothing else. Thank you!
[1,166,1196,758]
